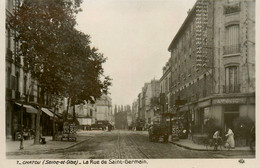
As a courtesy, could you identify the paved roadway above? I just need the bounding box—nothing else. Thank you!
[7,130,255,159]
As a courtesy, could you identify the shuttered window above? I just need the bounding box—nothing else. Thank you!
[224,24,240,54]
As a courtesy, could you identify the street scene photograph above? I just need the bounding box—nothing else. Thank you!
[4,0,256,162]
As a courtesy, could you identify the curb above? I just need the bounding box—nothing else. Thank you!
[169,141,208,151]
[169,141,253,152]
[63,137,92,150]
[6,137,91,156]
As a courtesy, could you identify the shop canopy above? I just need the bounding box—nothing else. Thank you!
[41,107,54,117]
[48,109,62,119]
[15,103,38,114]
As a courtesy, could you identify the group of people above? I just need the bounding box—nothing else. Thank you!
[212,127,235,150]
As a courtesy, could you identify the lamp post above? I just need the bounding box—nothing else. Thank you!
[19,94,26,150]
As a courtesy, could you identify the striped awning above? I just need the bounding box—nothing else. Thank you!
[42,107,54,117]
[15,103,38,114]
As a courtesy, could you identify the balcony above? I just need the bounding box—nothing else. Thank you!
[223,84,240,93]
[224,3,240,15]
[223,44,240,55]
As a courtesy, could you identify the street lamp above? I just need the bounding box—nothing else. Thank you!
[19,94,26,150]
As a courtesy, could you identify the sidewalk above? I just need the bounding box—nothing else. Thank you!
[6,135,89,155]
[169,139,252,151]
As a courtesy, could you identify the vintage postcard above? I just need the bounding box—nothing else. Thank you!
[1,0,259,167]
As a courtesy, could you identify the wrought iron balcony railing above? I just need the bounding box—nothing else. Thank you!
[223,44,240,55]
[224,2,240,15]
[223,84,240,93]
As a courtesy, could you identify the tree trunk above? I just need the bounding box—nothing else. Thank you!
[34,89,44,144]
[65,97,70,121]
[34,104,41,144]
[73,104,76,122]
[52,105,56,141]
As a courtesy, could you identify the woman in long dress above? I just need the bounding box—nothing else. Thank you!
[225,128,235,148]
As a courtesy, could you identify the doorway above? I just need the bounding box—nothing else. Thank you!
[224,112,239,131]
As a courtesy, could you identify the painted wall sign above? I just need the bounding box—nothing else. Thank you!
[212,98,246,104]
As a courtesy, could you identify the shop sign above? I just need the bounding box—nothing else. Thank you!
[212,98,246,104]
[198,99,211,107]
[179,105,188,112]
[172,125,179,137]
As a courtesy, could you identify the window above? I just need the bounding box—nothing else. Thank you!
[225,66,239,93]
[7,28,11,49]
[15,72,19,91]
[224,24,240,54]
[7,67,11,89]
[203,74,207,97]
[24,76,27,94]
[168,77,170,91]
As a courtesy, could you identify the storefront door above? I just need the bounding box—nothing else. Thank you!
[224,113,239,131]
[224,105,239,131]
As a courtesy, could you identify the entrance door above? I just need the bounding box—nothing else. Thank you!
[224,105,239,131]
[224,113,239,131]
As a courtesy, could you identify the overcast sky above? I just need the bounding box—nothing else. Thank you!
[76,0,197,106]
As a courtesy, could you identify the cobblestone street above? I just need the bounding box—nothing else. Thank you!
[6,130,255,159]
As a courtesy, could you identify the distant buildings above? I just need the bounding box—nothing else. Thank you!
[65,94,114,129]
[95,95,113,123]
[134,79,160,128]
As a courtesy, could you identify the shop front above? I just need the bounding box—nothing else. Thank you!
[13,103,38,140]
[211,96,255,131]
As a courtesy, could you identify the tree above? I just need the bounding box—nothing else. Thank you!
[8,0,111,143]
[61,29,111,121]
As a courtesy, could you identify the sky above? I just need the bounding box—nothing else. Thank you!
[76,0,197,106]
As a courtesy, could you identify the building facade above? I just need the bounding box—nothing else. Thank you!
[6,0,55,139]
[163,0,255,134]
[160,59,173,124]
[94,94,113,124]
[145,80,160,124]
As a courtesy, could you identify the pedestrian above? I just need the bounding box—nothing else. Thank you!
[213,130,221,150]
[225,127,235,148]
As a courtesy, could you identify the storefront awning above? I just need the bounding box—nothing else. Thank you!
[42,107,54,117]
[15,103,38,114]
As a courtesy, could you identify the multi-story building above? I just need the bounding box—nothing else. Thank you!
[74,101,95,130]
[131,100,138,123]
[145,79,160,124]
[95,94,113,124]
[163,0,255,134]
[67,94,114,129]
[135,80,160,127]
[160,59,173,124]
[6,0,55,139]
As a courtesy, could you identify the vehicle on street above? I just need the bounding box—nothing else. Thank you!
[148,124,168,143]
